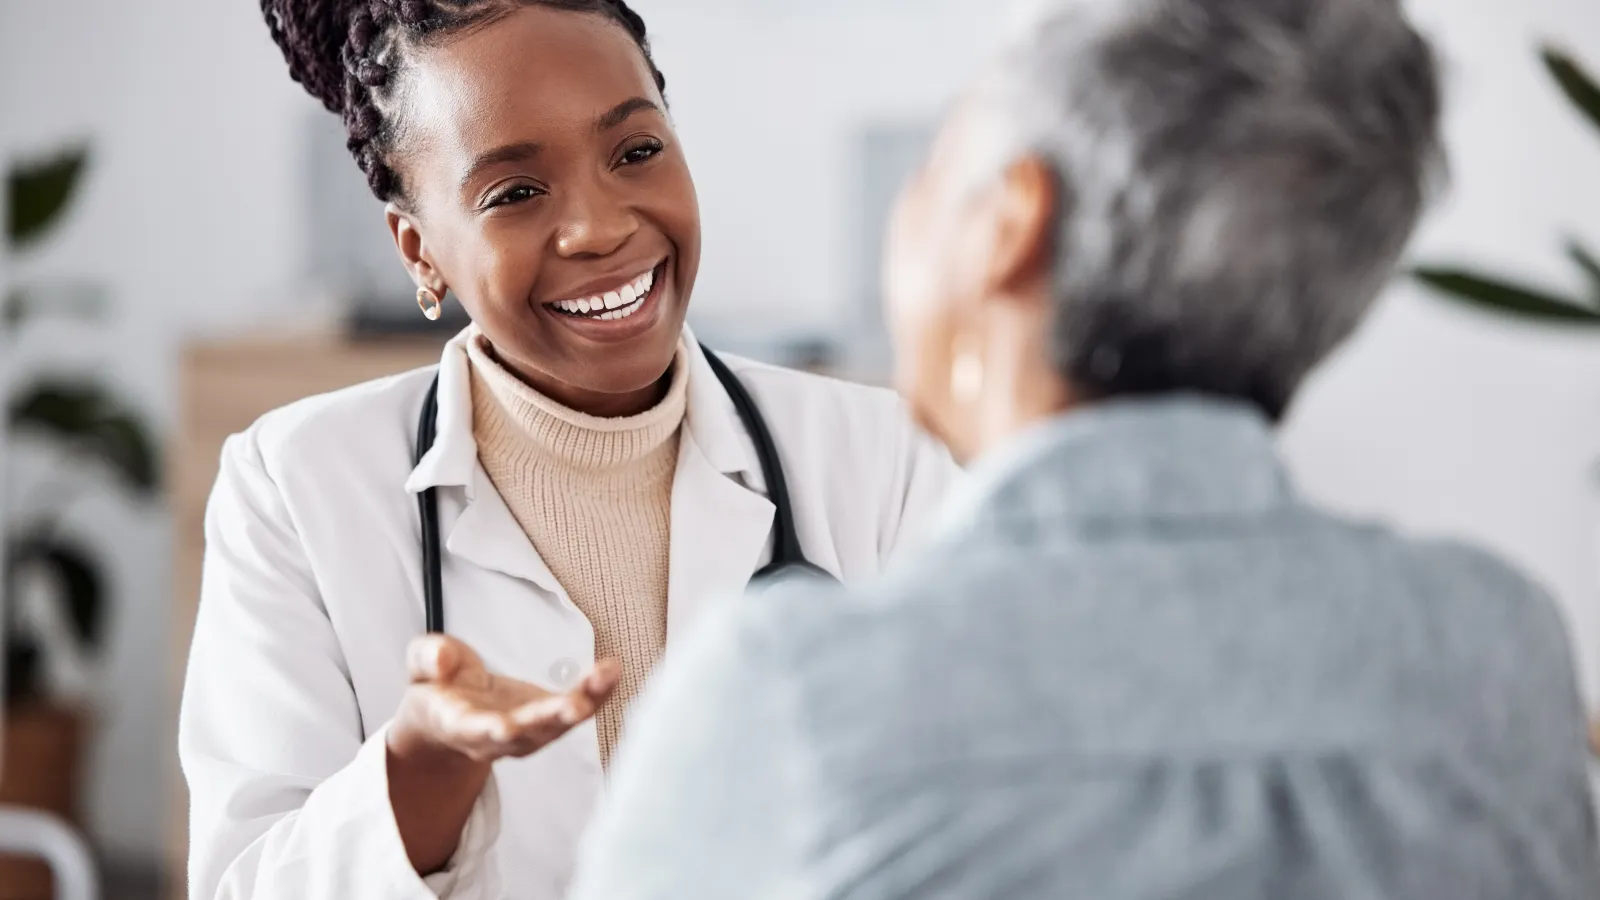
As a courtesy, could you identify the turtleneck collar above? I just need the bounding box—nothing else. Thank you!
[465,330,690,473]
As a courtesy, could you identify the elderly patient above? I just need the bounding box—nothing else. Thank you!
[572,0,1600,897]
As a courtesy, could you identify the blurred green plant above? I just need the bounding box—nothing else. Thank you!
[7,149,88,251]
[1412,46,1600,325]
[4,145,160,704]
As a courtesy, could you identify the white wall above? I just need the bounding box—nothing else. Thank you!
[1282,0,1600,704]
[1,0,1596,865]
[0,0,308,863]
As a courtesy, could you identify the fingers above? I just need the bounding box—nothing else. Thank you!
[434,696,568,761]
[509,694,582,731]
[408,658,624,763]
[406,635,454,683]
[406,635,485,686]
[482,661,624,758]
[585,658,622,700]
[505,659,622,738]
[516,658,621,728]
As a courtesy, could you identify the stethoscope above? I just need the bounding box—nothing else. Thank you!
[414,343,836,633]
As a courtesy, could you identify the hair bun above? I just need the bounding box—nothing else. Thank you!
[258,0,668,203]
[260,0,365,115]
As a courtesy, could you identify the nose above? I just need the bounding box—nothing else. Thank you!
[553,183,640,259]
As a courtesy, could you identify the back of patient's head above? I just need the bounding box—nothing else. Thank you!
[954,0,1442,423]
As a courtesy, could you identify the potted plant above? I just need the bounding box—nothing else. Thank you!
[1411,44,1600,757]
[2,146,159,898]
[1413,46,1600,325]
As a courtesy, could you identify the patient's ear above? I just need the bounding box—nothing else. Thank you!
[980,155,1057,308]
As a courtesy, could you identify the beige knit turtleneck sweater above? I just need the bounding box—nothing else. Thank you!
[466,334,688,766]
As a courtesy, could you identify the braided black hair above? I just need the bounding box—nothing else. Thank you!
[261,0,667,202]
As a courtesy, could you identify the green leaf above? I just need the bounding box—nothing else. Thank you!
[7,146,90,251]
[8,380,161,494]
[90,412,161,493]
[1541,46,1600,140]
[1412,266,1600,324]
[1566,238,1600,302]
[2,280,110,329]
[4,536,105,650]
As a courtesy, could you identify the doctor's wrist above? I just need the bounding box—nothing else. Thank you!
[386,716,484,772]
[386,723,492,875]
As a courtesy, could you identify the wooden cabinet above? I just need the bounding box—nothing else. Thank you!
[164,332,443,900]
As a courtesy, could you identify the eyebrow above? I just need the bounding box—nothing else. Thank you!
[595,96,662,133]
[459,98,664,191]
[461,140,543,189]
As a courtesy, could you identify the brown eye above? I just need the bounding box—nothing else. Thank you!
[487,185,543,208]
[618,139,664,166]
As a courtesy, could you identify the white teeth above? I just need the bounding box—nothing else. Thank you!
[551,265,658,319]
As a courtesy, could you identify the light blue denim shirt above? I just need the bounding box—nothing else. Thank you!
[572,396,1600,900]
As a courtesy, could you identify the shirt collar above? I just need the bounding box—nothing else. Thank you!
[932,394,1294,541]
[405,324,760,497]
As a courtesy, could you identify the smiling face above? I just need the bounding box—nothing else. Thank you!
[387,6,700,416]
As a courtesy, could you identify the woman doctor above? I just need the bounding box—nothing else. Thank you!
[178,2,956,898]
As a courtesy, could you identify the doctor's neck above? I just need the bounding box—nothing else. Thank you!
[480,336,675,419]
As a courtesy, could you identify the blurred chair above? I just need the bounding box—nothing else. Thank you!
[0,806,98,900]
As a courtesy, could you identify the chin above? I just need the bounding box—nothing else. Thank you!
[587,330,682,390]
[604,358,676,394]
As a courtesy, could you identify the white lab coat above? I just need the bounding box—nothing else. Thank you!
[178,328,958,900]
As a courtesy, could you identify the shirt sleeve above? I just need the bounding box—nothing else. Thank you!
[568,594,810,900]
[179,430,502,900]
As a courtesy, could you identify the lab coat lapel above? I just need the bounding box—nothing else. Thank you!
[666,336,775,640]
[405,328,563,596]
[667,433,774,640]
[445,468,562,593]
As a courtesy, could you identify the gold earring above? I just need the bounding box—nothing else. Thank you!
[417,287,443,321]
[950,344,985,404]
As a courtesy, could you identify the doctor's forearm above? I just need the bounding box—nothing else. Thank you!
[387,729,492,876]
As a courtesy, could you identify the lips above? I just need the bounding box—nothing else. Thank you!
[547,267,656,321]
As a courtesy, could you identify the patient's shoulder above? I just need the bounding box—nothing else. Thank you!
[1403,535,1575,662]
